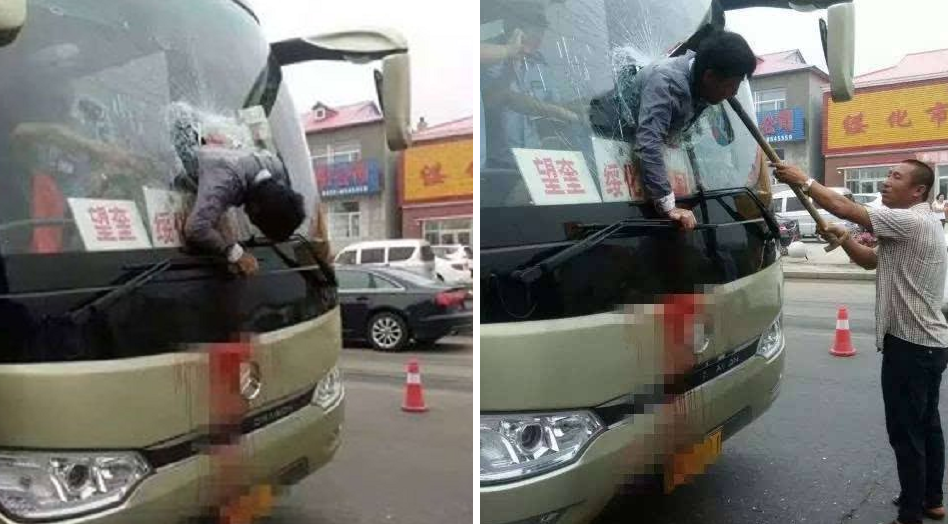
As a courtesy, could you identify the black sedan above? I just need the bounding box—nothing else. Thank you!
[336,266,473,351]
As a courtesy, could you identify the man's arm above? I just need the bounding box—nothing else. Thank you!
[184,164,240,257]
[823,225,877,270]
[773,163,871,230]
[633,74,677,214]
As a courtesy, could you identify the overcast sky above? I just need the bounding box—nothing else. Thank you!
[728,0,948,76]
[246,0,475,127]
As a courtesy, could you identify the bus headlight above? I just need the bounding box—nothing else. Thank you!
[757,319,784,359]
[0,451,150,520]
[480,411,603,484]
[313,366,343,409]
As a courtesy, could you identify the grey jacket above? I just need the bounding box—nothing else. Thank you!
[184,147,290,257]
[619,51,708,211]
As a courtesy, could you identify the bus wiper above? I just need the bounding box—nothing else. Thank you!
[69,258,174,325]
[511,219,681,285]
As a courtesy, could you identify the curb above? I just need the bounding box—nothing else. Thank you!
[341,367,472,392]
[782,269,875,281]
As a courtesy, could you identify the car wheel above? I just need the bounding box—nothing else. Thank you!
[368,312,409,352]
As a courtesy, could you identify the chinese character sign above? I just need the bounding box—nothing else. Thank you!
[755,107,805,142]
[403,139,474,202]
[512,149,601,205]
[315,159,381,198]
[144,188,189,248]
[825,80,948,154]
[591,137,636,202]
[68,198,152,251]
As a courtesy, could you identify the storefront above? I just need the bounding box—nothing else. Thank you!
[823,50,948,196]
[400,117,473,246]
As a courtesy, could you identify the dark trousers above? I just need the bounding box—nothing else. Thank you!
[882,334,948,523]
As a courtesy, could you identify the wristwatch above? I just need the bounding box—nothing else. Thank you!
[226,243,244,264]
[802,178,814,195]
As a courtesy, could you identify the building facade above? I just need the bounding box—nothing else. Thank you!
[400,117,474,246]
[750,50,829,182]
[302,101,400,251]
[823,49,948,197]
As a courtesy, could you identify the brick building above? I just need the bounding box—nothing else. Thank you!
[399,116,473,246]
[823,49,948,196]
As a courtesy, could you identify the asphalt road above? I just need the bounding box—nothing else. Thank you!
[595,279,948,524]
[262,337,473,524]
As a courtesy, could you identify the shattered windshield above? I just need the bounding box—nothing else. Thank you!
[0,0,317,255]
[480,0,761,208]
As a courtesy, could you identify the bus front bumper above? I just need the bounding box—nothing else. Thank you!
[480,349,783,524]
[0,395,344,524]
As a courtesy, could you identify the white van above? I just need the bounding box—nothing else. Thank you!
[334,239,436,279]
[771,187,856,237]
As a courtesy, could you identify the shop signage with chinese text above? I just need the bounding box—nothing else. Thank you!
[403,139,473,203]
[315,159,382,198]
[825,79,948,154]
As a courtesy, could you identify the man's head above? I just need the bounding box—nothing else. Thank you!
[693,30,757,104]
[503,1,548,54]
[881,160,935,209]
[246,179,306,242]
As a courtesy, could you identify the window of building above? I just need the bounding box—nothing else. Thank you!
[938,165,948,200]
[422,217,472,246]
[388,247,416,262]
[311,143,362,168]
[360,248,384,264]
[754,88,786,113]
[314,107,327,121]
[842,165,895,194]
[328,201,361,239]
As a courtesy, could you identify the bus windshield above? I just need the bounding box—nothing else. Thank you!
[480,0,761,209]
[0,0,317,256]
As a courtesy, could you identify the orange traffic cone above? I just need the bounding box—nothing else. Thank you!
[402,358,428,412]
[830,306,857,357]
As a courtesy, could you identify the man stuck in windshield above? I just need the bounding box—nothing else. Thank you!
[171,105,305,276]
[617,29,757,229]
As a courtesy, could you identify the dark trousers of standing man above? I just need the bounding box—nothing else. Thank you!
[882,334,948,524]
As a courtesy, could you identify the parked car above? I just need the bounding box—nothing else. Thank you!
[432,244,473,269]
[334,239,436,279]
[854,192,882,207]
[435,255,474,286]
[336,266,473,351]
[774,214,801,254]
[771,187,857,238]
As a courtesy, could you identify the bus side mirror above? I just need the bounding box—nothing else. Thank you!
[376,53,412,151]
[823,2,855,102]
[270,27,412,151]
[0,0,26,47]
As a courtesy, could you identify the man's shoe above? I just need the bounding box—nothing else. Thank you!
[925,506,946,520]
[891,497,945,520]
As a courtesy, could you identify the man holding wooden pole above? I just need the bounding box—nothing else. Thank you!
[775,160,948,524]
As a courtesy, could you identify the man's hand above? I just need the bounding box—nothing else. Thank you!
[505,29,525,59]
[770,162,810,187]
[232,252,259,276]
[817,223,849,245]
[668,208,697,231]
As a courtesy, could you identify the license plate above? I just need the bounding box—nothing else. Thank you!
[663,427,722,494]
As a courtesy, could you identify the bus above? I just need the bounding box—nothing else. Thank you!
[0,1,409,522]
[479,0,853,523]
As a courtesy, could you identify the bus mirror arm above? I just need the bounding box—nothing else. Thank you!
[0,0,26,47]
